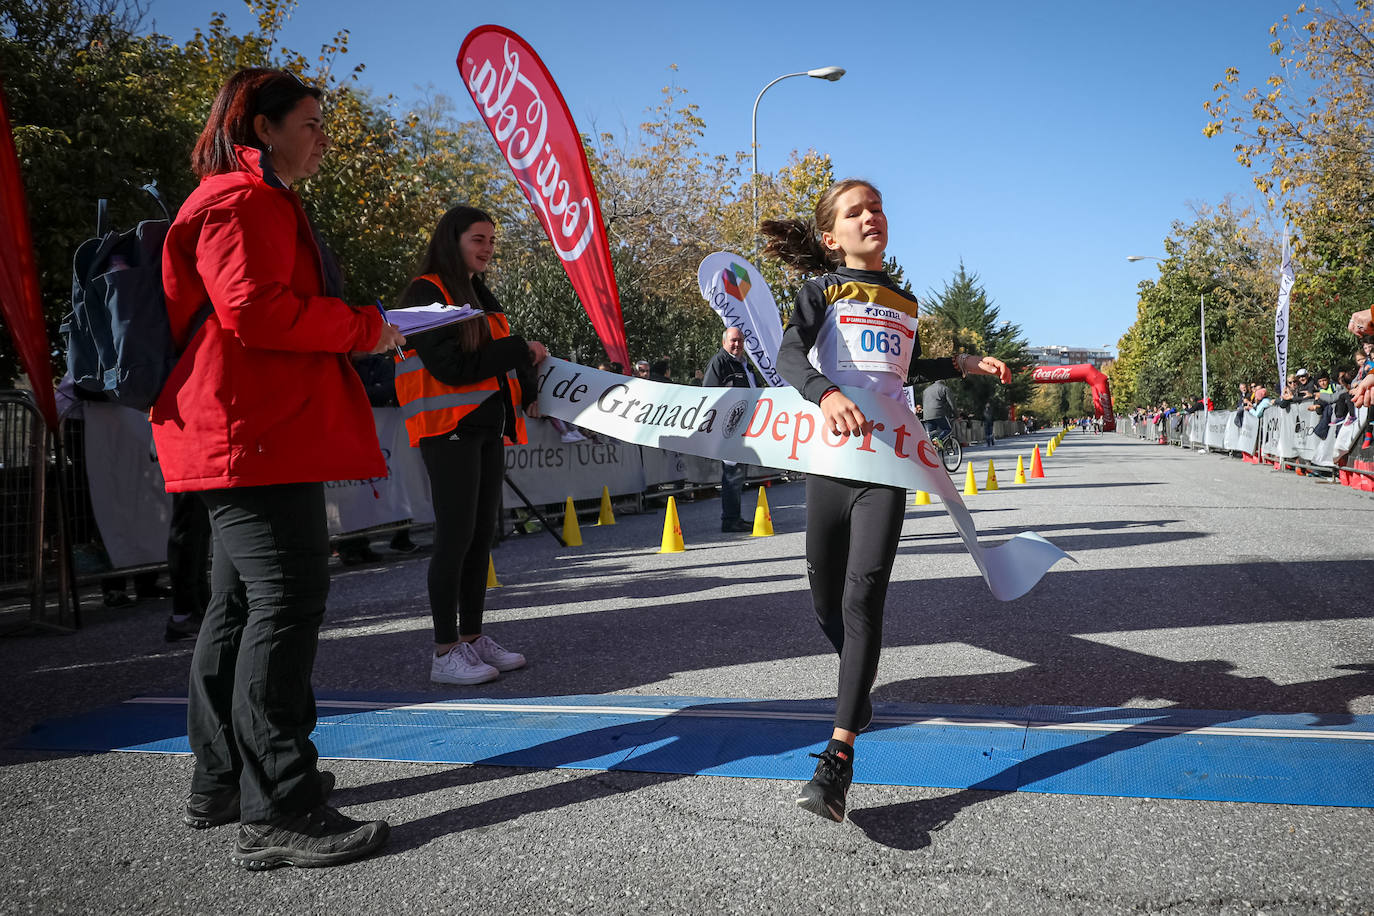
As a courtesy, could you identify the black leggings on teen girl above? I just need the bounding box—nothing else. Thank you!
[804,474,906,732]
[419,428,504,644]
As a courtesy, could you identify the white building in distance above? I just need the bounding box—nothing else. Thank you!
[1027,345,1113,368]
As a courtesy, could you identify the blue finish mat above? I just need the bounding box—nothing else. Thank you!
[14,693,1374,808]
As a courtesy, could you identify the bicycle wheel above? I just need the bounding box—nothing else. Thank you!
[941,436,962,473]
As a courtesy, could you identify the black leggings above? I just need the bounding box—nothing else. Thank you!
[420,429,504,643]
[804,474,906,733]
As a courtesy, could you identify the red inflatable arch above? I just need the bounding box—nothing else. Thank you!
[1031,364,1115,431]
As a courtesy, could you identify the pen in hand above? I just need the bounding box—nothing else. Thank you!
[374,299,406,359]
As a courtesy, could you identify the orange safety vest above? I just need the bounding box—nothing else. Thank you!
[393,273,527,448]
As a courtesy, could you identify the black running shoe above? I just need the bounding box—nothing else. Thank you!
[795,749,853,822]
[185,771,335,829]
[231,804,389,870]
[184,786,240,830]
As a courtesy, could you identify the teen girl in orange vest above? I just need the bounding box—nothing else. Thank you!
[394,205,548,686]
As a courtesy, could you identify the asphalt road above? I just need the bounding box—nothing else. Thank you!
[2,429,1372,915]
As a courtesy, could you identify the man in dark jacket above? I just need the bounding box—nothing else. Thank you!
[922,379,957,443]
[702,327,756,532]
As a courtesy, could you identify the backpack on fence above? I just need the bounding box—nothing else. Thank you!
[63,183,205,411]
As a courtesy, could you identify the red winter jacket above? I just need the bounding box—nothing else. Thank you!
[151,146,386,492]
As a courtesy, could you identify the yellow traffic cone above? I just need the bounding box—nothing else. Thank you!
[595,485,616,526]
[913,489,931,505]
[986,460,999,490]
[486,555,501,588]
[562,496,583,547]
[963,462,978,495]
[1047,439,1056,457]
[659,496,685,552]
[751,487,774,537]
[1014,455,1027,484]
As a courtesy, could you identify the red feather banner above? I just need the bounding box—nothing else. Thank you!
[458,26,629,369]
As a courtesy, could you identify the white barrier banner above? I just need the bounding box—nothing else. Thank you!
[1181,413,1200,446]
[1231,411,1258,455]
[641,446,688,488]
[1260,406,1284,458]
[1258,403,1348,466]
[1204,411,1230,449]
[84,403,171,568]
[1334,407,1370,457]
[1222,412,1242,451]
[324,409,433,536]
[1313,424,1337,467]
[1291,407,1319,461]
[697,253,786,387]
[501,418,646,505]
[533,358,1068,600]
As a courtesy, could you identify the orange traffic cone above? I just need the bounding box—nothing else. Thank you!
[751,488,774,537]
[1014,455,1027,484]
[561,496,583,547]
[1030,445,1046,478]
[659,497,685,553]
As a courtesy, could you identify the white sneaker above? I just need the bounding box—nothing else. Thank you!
[430,642,499,685]
[469,634,526,672]
[560,430,586,443]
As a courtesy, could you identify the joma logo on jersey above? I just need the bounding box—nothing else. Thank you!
[862,306,903,320]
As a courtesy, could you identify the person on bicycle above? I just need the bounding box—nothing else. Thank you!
[922,377,957,443]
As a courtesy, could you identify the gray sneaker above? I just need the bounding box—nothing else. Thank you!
[430,642,499,685]
[469,634,526,672]
[231,804,388,870]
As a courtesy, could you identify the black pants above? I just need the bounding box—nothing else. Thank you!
[168,491,211,616]
[420,429,504,643]
[804,474,906,733]
[188,483,332,823]
[720,461,747,524]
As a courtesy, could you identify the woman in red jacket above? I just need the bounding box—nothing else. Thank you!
[152,68,402,870]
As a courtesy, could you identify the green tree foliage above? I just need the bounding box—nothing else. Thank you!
[1028,380,1085,423]
[918,262,1032,418]
[1195,2,1374,401]
[1203,2,1374,263]
[1109,198,1359,409]
[0,0,200,383]
[0,1,895,391]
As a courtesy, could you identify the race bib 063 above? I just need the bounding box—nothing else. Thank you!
[833,299,918,375]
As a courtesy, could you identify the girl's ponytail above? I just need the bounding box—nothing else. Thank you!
[758,178,881,275]
[760,217,836,274]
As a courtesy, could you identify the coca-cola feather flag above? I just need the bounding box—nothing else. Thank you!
[458,26,629,368]
[0,82,58,430]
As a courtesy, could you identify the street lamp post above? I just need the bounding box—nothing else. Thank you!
[751,66,845,233]
[1126,255,1209,407]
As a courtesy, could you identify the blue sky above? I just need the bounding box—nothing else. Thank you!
[143,0,1301,352]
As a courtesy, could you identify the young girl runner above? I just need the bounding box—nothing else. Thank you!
[767,179,1010,822]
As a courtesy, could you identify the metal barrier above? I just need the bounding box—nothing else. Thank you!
[0,391,78,632]
[1116,406,1374,485]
